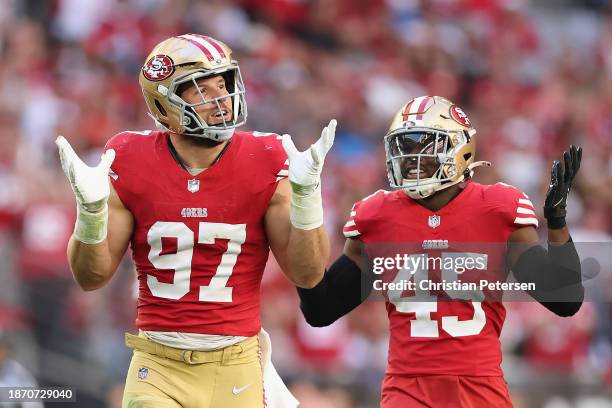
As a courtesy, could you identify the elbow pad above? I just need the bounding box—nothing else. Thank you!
[297,254,371,327]
[512,237,583,316]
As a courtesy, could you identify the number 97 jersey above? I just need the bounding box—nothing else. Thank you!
[343,182,538,376]
[105,130,288,337]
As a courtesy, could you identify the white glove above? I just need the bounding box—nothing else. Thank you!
[56,136,115,244]
[281,119,336,230]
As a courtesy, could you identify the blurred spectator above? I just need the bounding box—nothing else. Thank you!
[0,328,43,408]
[0,0,609,407]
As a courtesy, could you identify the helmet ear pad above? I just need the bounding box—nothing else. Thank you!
[183,106,197,127]
[220,70,235,94]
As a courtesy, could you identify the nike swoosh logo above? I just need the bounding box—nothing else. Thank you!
[232,384,251,395]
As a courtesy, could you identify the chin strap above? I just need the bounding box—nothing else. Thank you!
[441,160,492,190]
[466,160,491,174]
[148,112,236,141]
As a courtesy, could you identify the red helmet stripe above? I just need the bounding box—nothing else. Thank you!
[415,96,432,120]
[193,34,227,58]
[401,100,414,121]
[177,35,215,61]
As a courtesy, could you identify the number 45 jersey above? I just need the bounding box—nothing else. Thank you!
[105,130,288,337]
[343,182,538,377]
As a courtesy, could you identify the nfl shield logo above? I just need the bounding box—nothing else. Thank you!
[187,179,200,193]
[428,215,441,228]
[138,367,148,380]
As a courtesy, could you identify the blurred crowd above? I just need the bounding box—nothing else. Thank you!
[0,0,610,407]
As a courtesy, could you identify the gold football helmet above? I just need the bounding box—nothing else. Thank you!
[139,34,247,141]
[384,96,489,199]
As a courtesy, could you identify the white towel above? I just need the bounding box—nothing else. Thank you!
[258,329,299,407]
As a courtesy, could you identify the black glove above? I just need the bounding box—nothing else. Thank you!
[544,145,582,229]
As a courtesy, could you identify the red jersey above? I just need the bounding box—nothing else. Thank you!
[105,130,288,337]
[343,182,538,377]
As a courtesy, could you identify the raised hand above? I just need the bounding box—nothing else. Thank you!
[281,119,336,196]
[544,144,582,229]
[56,136,115,244]
[56,135,115,213]
[280,119,336,230]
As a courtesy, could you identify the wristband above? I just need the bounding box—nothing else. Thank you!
[290,184,323,230]
[74,204,108,244]
[546,216,566,230]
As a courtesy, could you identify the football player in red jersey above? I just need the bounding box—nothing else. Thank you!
[55,34,336,408]
[297,96,584,407]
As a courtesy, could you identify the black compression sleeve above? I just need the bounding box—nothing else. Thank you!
[512,237,583,317]
[296,254,374,327]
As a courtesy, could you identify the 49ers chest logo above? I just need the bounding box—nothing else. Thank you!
[142,54,175,81]
[450,105,471,127]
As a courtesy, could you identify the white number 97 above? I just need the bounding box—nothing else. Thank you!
[146,221,246,302]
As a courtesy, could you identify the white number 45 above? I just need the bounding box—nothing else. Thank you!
[388,253,487,338]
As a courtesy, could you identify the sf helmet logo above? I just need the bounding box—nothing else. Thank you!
[142,54,175,81]
[450,105,471,127]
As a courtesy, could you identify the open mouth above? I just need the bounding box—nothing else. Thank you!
[401,159,437,180]
[209,109,232,124]
[406,168,428,179]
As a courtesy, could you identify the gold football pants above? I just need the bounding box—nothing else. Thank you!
[122,333,264,408]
